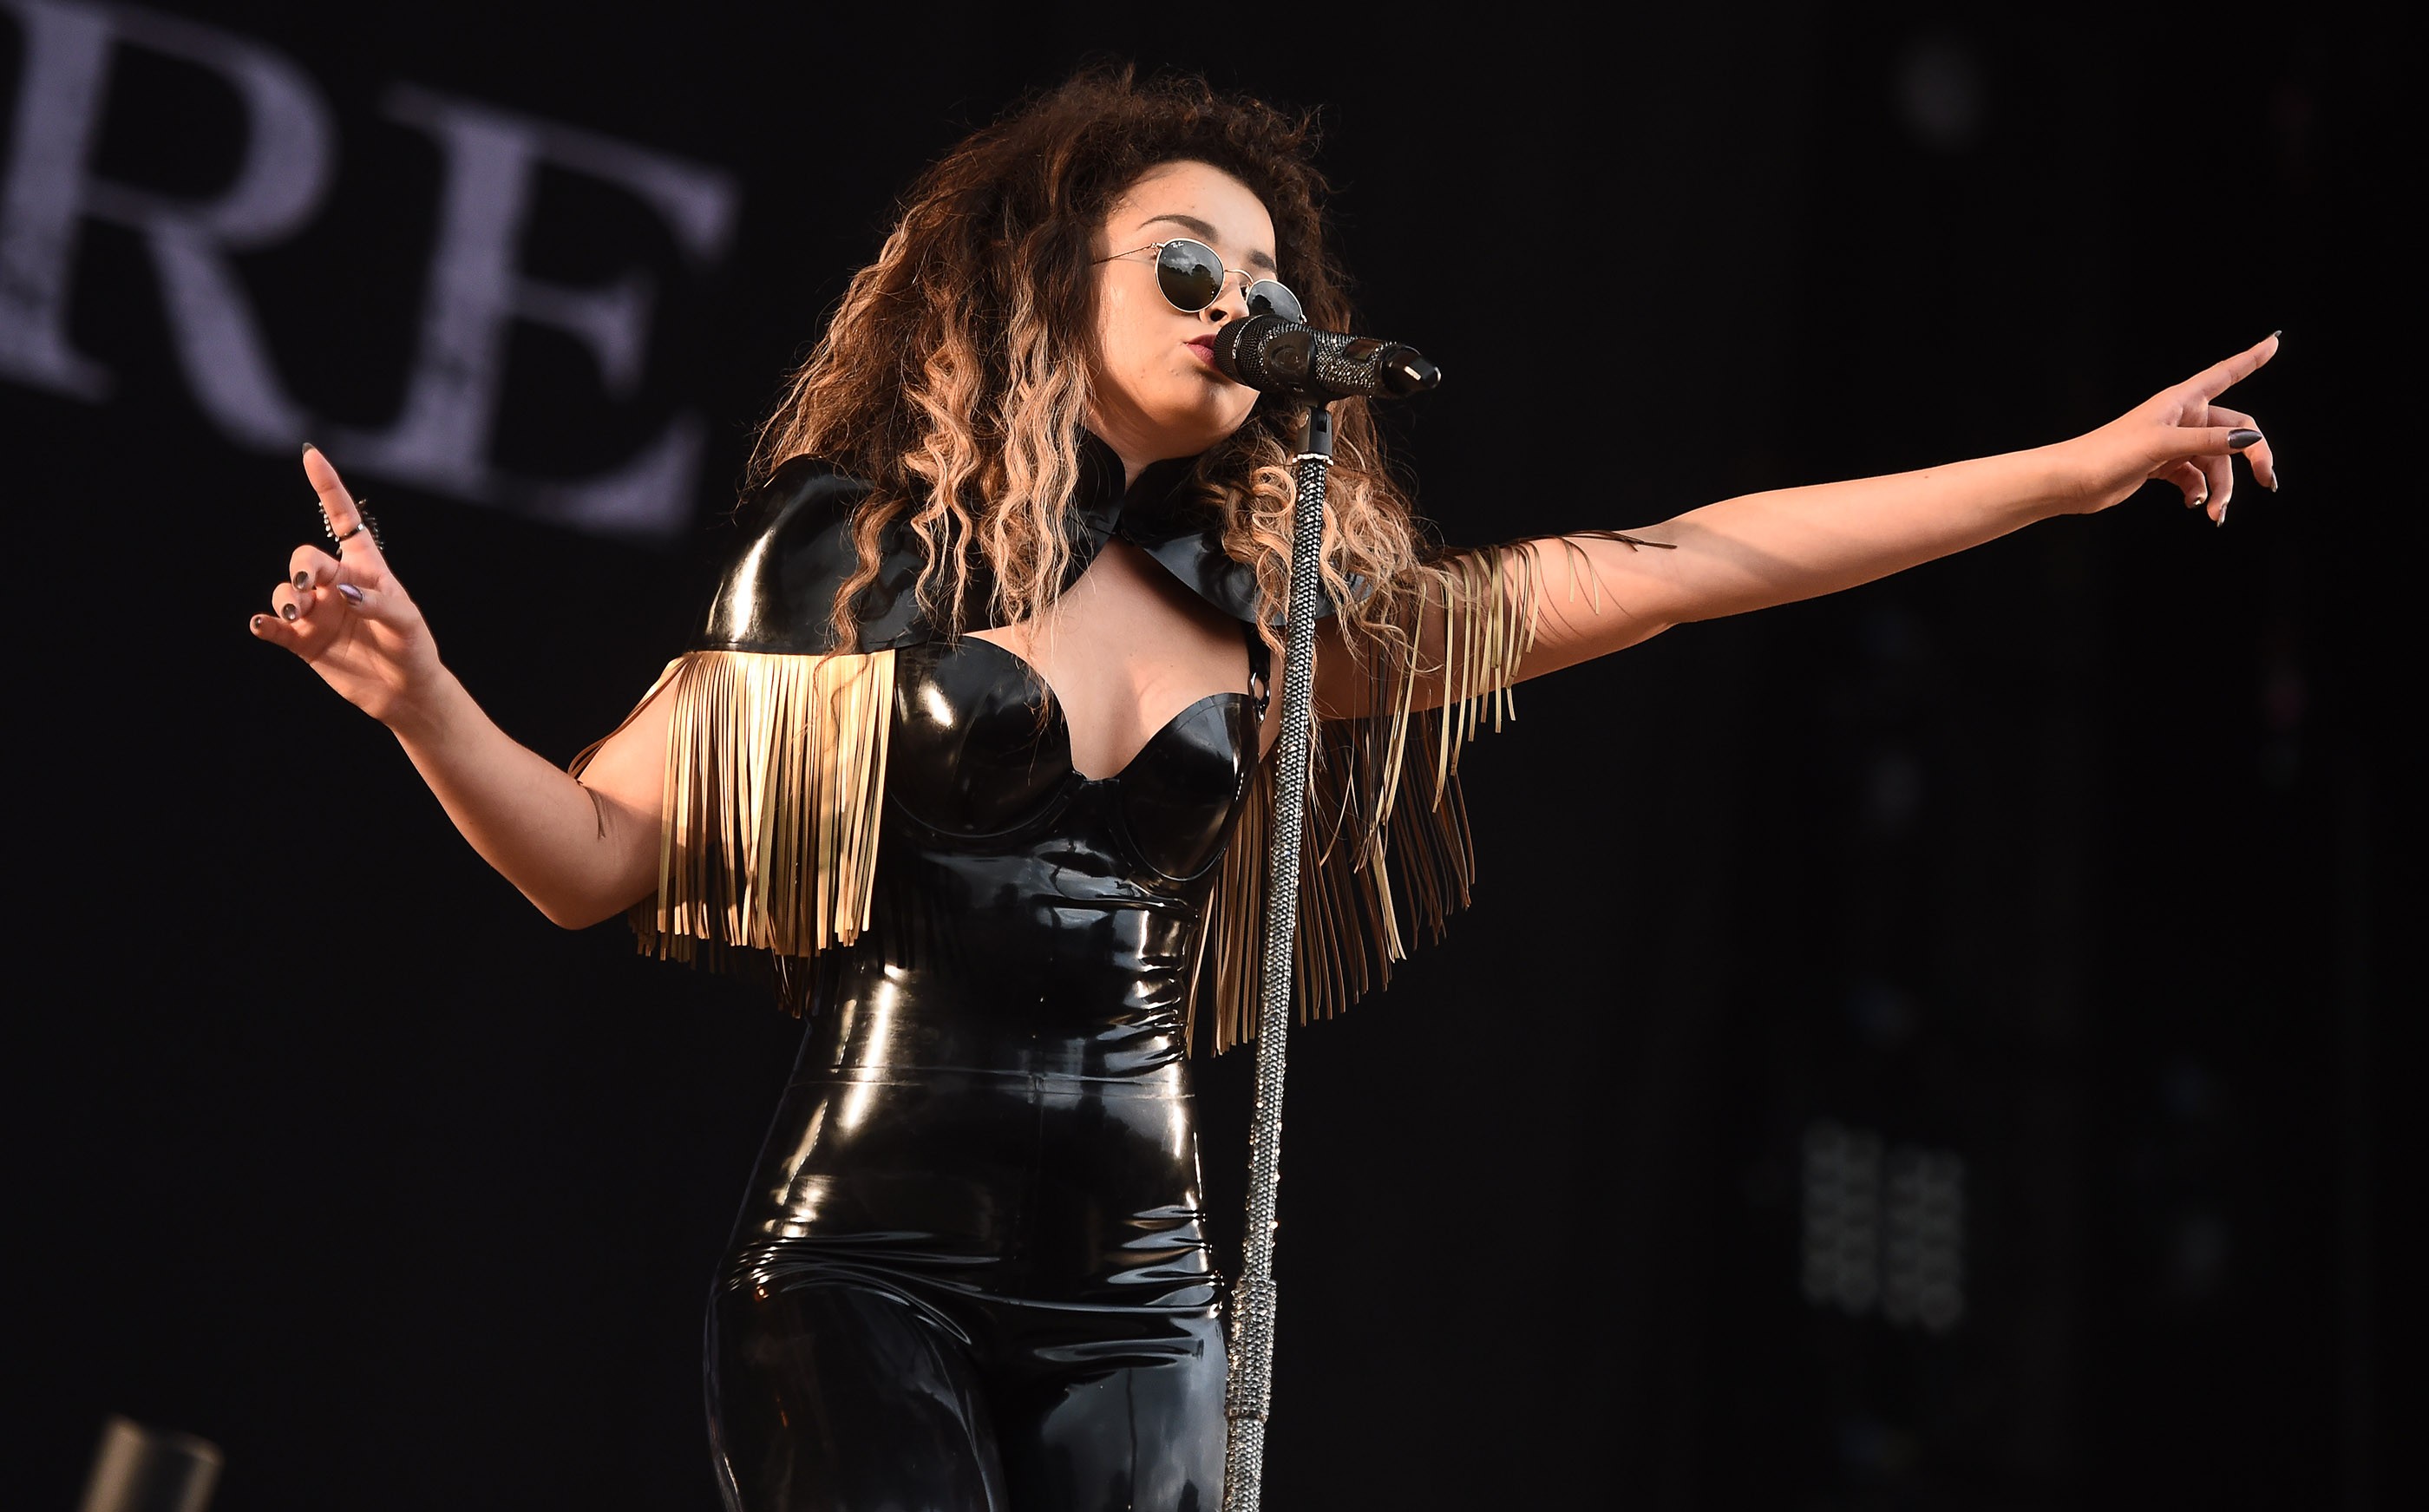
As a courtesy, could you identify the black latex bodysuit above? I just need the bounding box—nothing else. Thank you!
[697,439,1280,1510]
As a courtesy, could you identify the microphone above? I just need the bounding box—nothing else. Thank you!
[1211,314,1442,401]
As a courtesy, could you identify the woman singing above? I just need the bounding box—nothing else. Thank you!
[248,69,2278,1512]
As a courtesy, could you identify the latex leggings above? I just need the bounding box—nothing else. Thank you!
[704,952,1228,1510]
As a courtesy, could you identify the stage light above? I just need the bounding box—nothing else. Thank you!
[1802,1120,1966,1333]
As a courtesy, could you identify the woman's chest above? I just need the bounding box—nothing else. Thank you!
[966,538,1272,778]
[885,635,1260,881]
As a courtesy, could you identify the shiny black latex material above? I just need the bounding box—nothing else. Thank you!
[705,596,1270,1509]
[694,432,1358,654]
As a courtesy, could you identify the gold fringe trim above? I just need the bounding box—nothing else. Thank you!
[575,648,894,998]
[565,533,1643,1038]
[1189,538,1610,1056]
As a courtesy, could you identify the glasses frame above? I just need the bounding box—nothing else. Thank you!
[1097,238,1304,324]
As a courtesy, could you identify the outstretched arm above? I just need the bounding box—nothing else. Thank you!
[250,446,667,929]
[1324,334,2281,710]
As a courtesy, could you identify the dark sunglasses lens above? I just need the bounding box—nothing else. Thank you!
[1246,279,1304,324]
[1155,240,1225,310]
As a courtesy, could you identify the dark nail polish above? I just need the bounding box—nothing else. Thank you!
[2269,329,2282,341]
[302,441,318,456]
[2216,499,2229,526]
[251,614,265,632]
[337,583,363,606]
[280,602,298,621]
[293,570,311,591]
[2228,429,2262,449]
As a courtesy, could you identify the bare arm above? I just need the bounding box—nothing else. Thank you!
[1513,442,2079,677]
[1320,334,2282,711]
[381,671,667,929]
[251,446,665,929]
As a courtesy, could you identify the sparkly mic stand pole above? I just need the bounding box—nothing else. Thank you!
[1221,399,1334,1512]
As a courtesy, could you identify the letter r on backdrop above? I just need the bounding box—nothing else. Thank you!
[0,0,742,540]
[0,0,330,438]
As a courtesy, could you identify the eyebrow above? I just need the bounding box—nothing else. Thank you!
[1139,213,1277,273]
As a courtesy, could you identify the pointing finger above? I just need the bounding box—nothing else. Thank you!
[301,441,351,528]
[301,442,387,573]
[2185,331,2281,403]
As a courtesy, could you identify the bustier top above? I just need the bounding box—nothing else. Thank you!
[888,630,1267,883]
[578,431,1560,1054]
[803,625,1262,1078]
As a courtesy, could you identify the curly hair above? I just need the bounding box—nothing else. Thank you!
[749,65,1428,668]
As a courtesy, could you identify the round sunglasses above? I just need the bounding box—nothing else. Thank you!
[1098,238,1305,324]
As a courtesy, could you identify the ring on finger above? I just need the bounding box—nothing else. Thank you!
[319,496,385,553]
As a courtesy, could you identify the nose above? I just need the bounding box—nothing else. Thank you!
[1203,276,1252,325]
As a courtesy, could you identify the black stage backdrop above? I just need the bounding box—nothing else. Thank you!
[4,4,2410,1508]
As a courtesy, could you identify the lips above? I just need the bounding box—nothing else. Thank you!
[1184,336,1217,368]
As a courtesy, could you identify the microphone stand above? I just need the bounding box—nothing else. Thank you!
[1222,398,1334,1512]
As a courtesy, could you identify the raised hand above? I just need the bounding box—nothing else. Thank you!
[250,444,444,729]
[2065,332,2283,525]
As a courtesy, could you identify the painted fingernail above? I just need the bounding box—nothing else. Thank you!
[279,602,298,621]
[293,569,311,591]
[302,441,319,456]
[337,583,363,606]
[2269,329,2282,341]
[2228,429,2262,449]
[2216,499,2229,527]
[250,613,266,632]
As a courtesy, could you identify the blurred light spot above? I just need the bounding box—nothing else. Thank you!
[1804,1119,1966,1333]
[1896,34,1987,154]
[1882,1146,1967,1333]
[1802,1120,1881,1314]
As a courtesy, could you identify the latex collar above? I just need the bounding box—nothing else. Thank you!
[690,431,1347,656]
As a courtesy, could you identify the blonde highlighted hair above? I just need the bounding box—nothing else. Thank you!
[749,67,1428,668]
